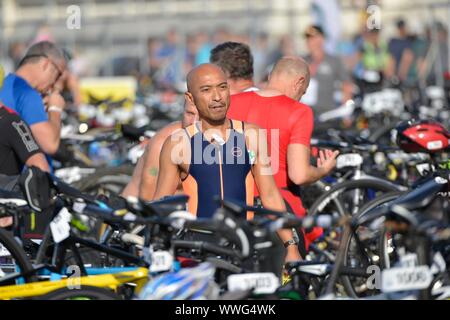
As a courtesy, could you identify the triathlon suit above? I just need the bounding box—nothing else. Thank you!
[182,119,254,219]
[227,91,322,249]
[0,103,41,188]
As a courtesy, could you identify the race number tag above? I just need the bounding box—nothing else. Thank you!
[0,243,11,257]
[336,153,363,169]
[381,266,433,293]
[50,207,72,243]
[227,273,280,294]
[149,251,173,273]
[399,253,418,268]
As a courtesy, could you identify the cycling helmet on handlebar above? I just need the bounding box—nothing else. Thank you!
[396,120,450,153]
[138,262,219,300]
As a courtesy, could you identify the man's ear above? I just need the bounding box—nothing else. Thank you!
[295,76,306,91]
[40,58,49,71]
[185,91,195,106]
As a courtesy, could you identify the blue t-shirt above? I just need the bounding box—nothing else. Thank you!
[0,73,53,171]
[0,73,48,126]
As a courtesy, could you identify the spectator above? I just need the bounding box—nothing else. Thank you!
[252,32,270,83]
[388,19,414,81]
[302,25,353,116]
[354,28,391,94]
[418,22,450,86]
[195,31,212,66]
[155,28,183,88]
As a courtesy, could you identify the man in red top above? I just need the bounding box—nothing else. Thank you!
[228,56,339,250]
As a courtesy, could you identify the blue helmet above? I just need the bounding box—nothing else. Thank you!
[139,262,219,300]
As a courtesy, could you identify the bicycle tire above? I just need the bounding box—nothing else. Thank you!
[0,228,35,284]
[368,122,398,145]
[340,191,405,298]
[309,179,401,218]
[37,285,122,300]
[74,165,133,194]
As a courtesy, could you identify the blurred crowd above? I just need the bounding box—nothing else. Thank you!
[137,18,450,115]
[1,18,449,114]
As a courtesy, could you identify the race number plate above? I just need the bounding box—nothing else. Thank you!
[336,153,363,169]
[381,266,433,293]
[0,243,11,257]
[149,251,173,273]
[50,207,72,243]
[227,273,280,294]
[399,253,418,268]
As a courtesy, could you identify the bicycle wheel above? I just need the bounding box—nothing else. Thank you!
[0,228,35,285]
[309,179,402,218]
[368,121,398,146]
[37,285,122,300]
[340,191,405,298]
[74,165,133,197]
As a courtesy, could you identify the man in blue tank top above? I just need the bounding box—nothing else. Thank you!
[153,63,302,264]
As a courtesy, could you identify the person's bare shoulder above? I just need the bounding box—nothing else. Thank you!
[152,121,183,144]
[143,121,182,153]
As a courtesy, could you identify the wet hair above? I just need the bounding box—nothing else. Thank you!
[210,42,254,81]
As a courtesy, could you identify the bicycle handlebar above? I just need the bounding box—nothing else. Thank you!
[171,240,244,260]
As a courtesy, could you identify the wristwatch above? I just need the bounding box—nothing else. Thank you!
[283,239,298,248]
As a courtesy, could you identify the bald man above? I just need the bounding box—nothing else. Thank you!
[228,56,339,251]
[121,100,198,200]
[154,63,302,267]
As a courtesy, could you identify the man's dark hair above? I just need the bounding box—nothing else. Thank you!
[396,19,406,29]
[18,41,65,67]
[210,42,254,81]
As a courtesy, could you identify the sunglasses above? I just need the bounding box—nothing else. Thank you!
[20,54,64,80]
[304,32,322,39]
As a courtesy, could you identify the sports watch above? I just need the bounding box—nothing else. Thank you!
[283,239,298,248]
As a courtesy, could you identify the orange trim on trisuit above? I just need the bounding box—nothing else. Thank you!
[182,175,199,217]
[245,171,255,220]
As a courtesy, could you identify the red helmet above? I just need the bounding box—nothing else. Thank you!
[396,120,450,153]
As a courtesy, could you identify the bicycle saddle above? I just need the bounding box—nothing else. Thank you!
[142,194,189,217]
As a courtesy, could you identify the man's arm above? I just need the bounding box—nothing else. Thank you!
[287,144,338,185]
[287,106,338,185]
[25,153,50,172]
[9,117,50,173]
[247,124,301,262]
[31,91,65,155]
[398,48,414,81]
[121,148,146,198]
[139,122,182,200]
[152,135,185,200]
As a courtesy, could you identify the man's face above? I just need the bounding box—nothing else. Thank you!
[182,100,199,128]
[188,66,230,124]
[38,57,65,93]
[305,34,324,53]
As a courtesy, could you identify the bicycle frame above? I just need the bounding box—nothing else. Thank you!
[0,267,148,300]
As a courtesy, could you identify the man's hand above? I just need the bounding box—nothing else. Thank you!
[0,217,13,228]
[317,149,339,176]
[285,245,302,263]
[44,91,66,111]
